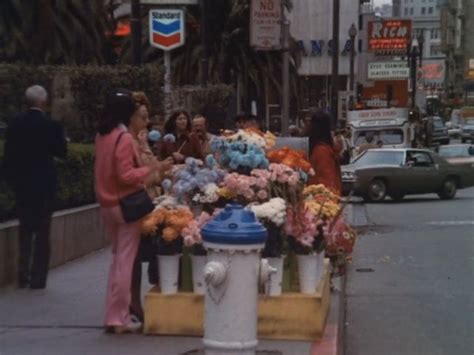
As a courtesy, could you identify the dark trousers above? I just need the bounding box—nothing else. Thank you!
[16,190,54,288]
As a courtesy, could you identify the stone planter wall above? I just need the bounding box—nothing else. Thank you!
[0,204,108,288]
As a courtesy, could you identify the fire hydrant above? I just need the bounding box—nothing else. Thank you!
[201,204,268,355]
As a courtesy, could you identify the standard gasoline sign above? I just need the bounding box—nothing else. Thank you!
[149,9,185,51]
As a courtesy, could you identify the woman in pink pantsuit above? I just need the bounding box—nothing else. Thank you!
[94,89,166,334]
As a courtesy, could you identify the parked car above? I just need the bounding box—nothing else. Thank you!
[437,144,474,166]
[460,117,474,143]
[445,121,461,139]
[341,148,474,202]
[429,116,450,145]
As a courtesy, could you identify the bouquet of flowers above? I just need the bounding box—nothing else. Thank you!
[218,171,270,204]
[210,130,272,173]
[267,146,313,173]
[285,204,325,255]
[170,157,226,209]
[141,196,194,255]
[181,209,222,255]
[248,198,287,257]
[303,184,341,220]
[323,217,357,275]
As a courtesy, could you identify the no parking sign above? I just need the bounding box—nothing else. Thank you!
[149,9,185,51]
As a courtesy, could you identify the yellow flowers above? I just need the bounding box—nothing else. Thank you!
[217,187,236,199]
[303,184,341,219]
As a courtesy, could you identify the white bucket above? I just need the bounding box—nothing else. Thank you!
[297,254,319,294]
[264,257,285,296]
[158,254,181,294]
[191,254,207,295]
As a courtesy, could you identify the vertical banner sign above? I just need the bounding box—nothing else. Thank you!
[250,0,281,50]
[149,9,185,51]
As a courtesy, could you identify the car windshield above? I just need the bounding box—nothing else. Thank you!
[352,150,405,167]
[355,129,404,145]
[464,118,474,125]
[438,145,472,157]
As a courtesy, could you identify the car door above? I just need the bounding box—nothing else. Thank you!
[409,151,441,193]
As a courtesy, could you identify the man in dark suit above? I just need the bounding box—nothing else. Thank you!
[2,85,67,289]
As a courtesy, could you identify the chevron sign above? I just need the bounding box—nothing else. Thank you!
[149,9,185,51]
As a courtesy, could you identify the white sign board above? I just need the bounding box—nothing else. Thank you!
[348,108,409,122]
[149,9,185,51]
[368,61,409,80]
[250,0,281,50]
[138,0,198,4]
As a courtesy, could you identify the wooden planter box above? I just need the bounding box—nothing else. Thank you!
[144,259,331,341]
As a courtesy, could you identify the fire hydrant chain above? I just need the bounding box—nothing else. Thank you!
[206,251,233,305]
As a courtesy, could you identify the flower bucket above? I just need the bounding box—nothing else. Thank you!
[297,254,319,294]
[191,254,207,295]
[264,256,285,296]
[315,252,325,287]
[158,254,181,294]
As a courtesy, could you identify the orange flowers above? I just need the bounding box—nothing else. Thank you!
[141,207,194,242]
[267,147,312,172]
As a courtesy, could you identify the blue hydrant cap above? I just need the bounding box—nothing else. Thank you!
[201,204,267,245]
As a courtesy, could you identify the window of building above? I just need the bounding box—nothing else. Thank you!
[410,7,414,15]
[428,7,433,14]
[421,7,426,14]
[405,7,409,15]
[431,28,439,39]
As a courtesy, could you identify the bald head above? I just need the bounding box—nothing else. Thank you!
[25,85,48,109]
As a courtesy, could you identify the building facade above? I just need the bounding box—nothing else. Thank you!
[288,0,361,110]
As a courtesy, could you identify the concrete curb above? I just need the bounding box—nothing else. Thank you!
[310,275,346,355]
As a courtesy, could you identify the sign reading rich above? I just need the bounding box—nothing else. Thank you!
[368,20,411,54]
[250,0,281,50]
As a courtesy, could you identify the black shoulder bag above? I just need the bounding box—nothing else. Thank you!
[114,132,154,223]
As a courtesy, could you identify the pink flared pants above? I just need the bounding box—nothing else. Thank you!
[101,205,140,326]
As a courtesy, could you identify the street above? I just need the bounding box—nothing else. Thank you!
[345,187,474,355]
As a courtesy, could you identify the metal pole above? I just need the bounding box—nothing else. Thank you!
[411,48,417,109]
[281,5,290,136]
[200,0,209,87]
[131,0,141,66]
[164,51,172,117]
[349,36,355,92]
[330,0,340,128]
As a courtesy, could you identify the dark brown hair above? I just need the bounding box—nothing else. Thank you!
[98,88,134,135]
[164,109,191,135]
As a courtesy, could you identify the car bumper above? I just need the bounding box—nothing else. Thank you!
[342,180,365,196]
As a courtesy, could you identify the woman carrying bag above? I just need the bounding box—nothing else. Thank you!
[95,89,169,334]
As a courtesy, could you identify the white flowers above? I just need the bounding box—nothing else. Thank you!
[249,198,287,227]
[228,129,267,149]
[192,183,220,204]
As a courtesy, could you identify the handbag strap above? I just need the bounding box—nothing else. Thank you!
[112,131,127,201]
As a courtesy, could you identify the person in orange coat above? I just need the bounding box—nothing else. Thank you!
[307,110,342,196]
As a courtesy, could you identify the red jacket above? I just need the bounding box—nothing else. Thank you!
[308,143,342,196]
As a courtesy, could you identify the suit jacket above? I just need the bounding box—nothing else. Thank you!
[2,109,67,193]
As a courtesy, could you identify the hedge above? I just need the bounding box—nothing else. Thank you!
[0,141,96,222]
[0,63,235,143]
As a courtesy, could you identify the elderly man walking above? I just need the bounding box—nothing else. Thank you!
[2,85,67,289]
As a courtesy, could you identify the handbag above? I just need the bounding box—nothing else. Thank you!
[114,131,154,223]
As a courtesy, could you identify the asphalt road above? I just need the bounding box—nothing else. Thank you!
[345,187,474,355]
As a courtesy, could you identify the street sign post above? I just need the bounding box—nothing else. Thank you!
[250,0,282,50]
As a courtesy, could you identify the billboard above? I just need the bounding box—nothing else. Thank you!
[250,0,282,50]
[149,9,185,51]
[368,20,411,54]
[420,60,445,84]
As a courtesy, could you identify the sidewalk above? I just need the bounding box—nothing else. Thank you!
[0,246,345,355]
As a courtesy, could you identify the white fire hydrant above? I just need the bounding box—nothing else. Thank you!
[201,204,269,355]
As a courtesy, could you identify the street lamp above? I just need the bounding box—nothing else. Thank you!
[407,30,424,109]
[348,23,357,92]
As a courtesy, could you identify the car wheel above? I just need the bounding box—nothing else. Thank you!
[365,179,387,202]
[390,193,405,202]
[438,178,457,200]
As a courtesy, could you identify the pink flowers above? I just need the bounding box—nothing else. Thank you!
[285,206,324,247]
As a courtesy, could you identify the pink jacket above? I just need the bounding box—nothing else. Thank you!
[94,126,151,208]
